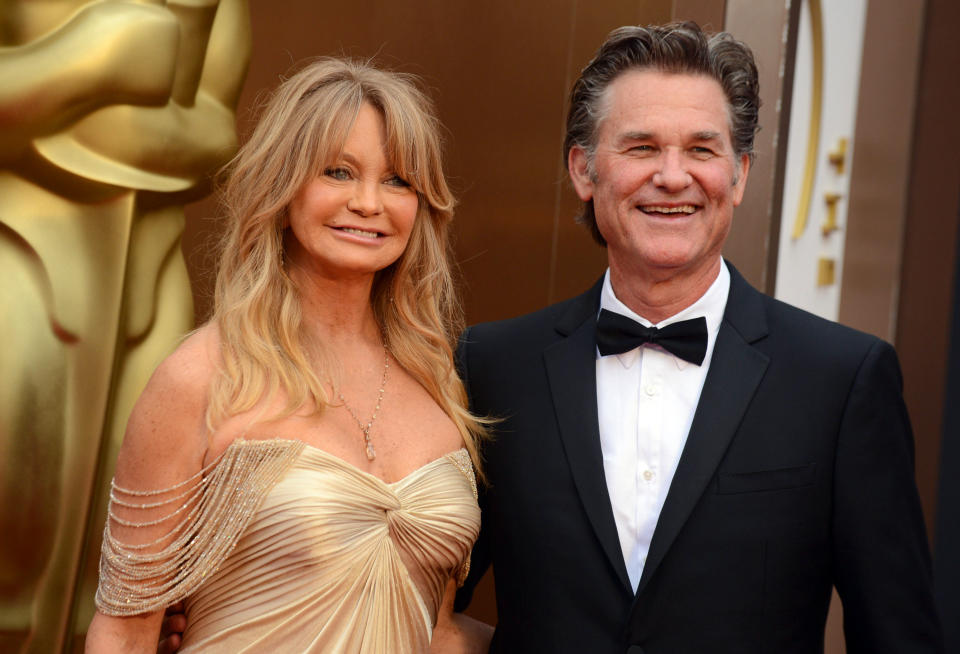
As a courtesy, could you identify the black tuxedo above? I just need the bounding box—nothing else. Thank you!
[455,263,941,653]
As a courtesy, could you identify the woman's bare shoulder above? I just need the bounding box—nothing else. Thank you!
[136,324,220,429]
[157,322,221,389]
[113,323,222,490]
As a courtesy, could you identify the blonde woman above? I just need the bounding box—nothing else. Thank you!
[86,58,490,653]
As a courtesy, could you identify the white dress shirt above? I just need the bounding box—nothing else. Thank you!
[596,261,729,591]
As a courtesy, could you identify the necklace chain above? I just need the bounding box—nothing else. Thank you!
[338,344,389,461]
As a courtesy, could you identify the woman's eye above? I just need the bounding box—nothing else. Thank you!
[386,174,411,188]
[324,167,351,181]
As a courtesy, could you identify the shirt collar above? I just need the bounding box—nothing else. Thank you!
[597,259,730,368]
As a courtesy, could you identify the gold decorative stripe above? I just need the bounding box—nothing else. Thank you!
[791,0,824,240]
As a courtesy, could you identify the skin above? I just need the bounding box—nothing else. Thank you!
[285,102,419,286]
[431,579,495,653]
[568,70,750,323]
[85,102,481,652]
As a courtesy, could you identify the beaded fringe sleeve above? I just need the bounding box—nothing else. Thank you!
[96,439,305,616]
[445,449,478,588]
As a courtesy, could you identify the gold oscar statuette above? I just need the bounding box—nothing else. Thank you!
[0,1,250,650]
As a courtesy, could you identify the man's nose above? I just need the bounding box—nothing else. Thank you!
[652,149,692,191]
[347,180,384,216]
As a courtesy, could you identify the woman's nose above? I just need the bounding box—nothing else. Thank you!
[347,181,383,216]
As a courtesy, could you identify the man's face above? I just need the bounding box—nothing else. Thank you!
[569,70,749,285]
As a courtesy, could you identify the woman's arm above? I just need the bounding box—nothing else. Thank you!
[85,329,216,653]
[431,578,494,653]
[86,610,165,653]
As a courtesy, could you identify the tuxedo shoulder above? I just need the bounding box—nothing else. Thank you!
[726,263,890,359]
[759,292,894,359]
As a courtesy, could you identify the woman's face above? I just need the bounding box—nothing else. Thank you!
[285,102,419,283]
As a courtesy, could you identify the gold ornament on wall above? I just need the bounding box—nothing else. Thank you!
[790,0,824,241]
[822,192,842,236]
[827,137,848,175]
[0,1,250,651]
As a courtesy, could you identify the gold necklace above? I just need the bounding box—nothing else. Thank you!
[338,345,389,461]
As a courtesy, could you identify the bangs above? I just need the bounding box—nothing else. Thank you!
[296,85,427,195]
[259,60,452,223]
[296,82,365,179]
[376,92,442,204]
[382,113,427,190]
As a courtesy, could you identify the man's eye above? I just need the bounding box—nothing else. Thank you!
[324,167,351,181]
[630,145,654,152]
[691,147,714,156]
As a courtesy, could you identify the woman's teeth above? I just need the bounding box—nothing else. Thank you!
[340,227,380,237]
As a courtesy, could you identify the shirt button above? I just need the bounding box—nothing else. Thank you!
[643,470,654,481]
[644,383,658,396]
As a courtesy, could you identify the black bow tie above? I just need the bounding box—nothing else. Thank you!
[596,309,708,365]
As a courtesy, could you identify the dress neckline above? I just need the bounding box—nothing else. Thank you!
[226,437,469,487]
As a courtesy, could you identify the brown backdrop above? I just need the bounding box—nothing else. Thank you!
[183,1,729,327]
[182,0,732,627]
[180,0,957,645]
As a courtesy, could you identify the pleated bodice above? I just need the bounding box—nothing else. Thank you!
[167,441,480,653]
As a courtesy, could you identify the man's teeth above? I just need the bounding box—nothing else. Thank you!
[340,227,380,237]
[642,205,697,214]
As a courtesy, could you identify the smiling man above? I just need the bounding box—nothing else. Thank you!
[455,22,943,653]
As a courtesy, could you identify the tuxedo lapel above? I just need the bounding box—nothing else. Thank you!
[543,279,633,592]
[633,264,770,600]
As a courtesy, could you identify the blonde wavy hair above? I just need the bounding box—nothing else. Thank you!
[209,57,486,472]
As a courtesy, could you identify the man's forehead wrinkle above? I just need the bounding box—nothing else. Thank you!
[592,70,737,153]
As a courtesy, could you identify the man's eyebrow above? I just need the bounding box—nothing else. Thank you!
[617,131,653,143]
[614,130,725,144]
[692,130,723,142]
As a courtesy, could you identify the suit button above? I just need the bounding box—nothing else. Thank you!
[626,647,645,654]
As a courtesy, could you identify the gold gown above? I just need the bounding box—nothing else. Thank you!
[95,439,480,653]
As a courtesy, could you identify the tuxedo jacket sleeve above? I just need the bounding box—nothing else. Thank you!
[454,264,941,654]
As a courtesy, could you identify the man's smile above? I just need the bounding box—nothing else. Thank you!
[637,204,700,216]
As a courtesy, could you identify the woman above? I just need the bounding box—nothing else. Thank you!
[86,58,490,653]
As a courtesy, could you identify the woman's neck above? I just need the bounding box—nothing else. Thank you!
[290,267,382,347]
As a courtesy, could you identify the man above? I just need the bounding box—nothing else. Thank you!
[454,22,942,653]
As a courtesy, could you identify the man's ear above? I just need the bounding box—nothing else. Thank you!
[568,146,595,202]
[732,153,750,206]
